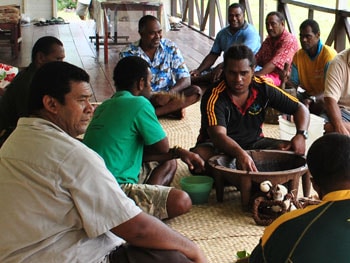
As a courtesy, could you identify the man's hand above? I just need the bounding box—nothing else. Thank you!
[279,62,290,89]
[209,65,223,83]
[190,69,201,77]
[178,148,205,174]
[289,134,306,155]
[236,151,258,172]
[332,122,350,136]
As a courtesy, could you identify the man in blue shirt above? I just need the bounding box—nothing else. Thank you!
[190,3,261,90]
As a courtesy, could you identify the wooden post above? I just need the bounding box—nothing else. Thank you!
[334,0,347,51]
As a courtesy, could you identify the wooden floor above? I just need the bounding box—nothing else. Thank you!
[0,20,215,102]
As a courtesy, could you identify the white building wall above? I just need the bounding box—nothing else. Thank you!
[1,0,55,20]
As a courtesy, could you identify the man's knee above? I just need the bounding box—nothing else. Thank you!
[159,159,177,174]
[183,84,202,98]
[190,145,216,162]
[167,188,192,218]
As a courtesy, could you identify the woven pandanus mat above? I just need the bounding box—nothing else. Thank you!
[165,189,264,263]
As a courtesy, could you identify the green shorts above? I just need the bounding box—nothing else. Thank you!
[120,183,171,220]
[120,162,171,220]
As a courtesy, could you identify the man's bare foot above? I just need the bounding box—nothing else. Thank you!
[167,108,186,120]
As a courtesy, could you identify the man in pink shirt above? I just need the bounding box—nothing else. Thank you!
[255,11,299,87]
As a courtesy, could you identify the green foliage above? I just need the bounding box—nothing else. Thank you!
[57,0,77,11]
[236,250,250,259]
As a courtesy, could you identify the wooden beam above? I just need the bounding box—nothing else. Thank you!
[240,0,253,26]
[325,23,336,47]
[194,0,202,25]
[278,2,295,35]
[334,14,346,52]
[208,0,215,37]
[188,0,194,26]
[215,0,224,29]
[259,0,265,41]
[336,0,348,11]
[52,0,57,18]
[281,0,350,16]
[308,9,314,19]
[200,1,210,31]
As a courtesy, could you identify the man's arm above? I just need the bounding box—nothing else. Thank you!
[144,138,205,173]
[111,212,207,263]
[254,61,276,76]
[286,63,299,89]
[170,76,191,93]
[289,103,310,155]
[323,53,350,135]
[324,97,350,135]
[190,53,220,76]
[207,125,258,172]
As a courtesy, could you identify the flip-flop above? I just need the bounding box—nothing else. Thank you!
[46,17,70,25]
[54,17,69,24]
[34,21,49,26]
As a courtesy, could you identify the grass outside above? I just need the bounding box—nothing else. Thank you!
[57,8,82,22]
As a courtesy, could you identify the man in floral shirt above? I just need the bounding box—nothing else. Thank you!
[255,11,299,87]
[120,15,201,119]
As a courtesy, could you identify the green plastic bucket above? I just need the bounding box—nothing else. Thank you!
[180,176,214,204]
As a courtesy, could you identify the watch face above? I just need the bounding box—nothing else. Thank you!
[297,130,308,139]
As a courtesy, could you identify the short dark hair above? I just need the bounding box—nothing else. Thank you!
[266,11,285,23]
[31,36,63,62]
[228,3,245,13]
[28,61,90,114]
[307,133,350,189]
[223,45,256,69]
[299,19,320,35]
[138,15,159,33]
[113,57,150,91]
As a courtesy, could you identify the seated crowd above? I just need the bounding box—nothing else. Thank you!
[1,4,350,262]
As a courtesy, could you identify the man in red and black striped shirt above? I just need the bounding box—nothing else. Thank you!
[191,45,309,172]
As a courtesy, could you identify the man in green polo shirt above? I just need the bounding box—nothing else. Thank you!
[84,56,204,220]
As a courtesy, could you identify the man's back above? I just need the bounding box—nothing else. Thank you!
[0,117,140,262]
[250,191,350,262]
[324,48,350,110]
[83,91,166,184]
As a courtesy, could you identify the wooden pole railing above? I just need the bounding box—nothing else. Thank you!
[171,0,350,52]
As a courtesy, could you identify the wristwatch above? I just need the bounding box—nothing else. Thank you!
[296,130,309,139]
[309,96,316,103]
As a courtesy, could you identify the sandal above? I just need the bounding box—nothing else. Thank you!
[34,21,49,26]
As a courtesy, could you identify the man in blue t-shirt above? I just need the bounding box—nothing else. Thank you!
[190,3,261,90]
